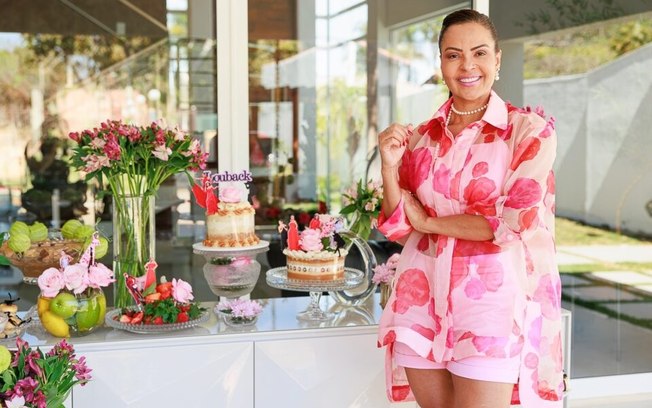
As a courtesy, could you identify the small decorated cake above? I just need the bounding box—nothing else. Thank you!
[280,215,348,281]
[193,171,260,248]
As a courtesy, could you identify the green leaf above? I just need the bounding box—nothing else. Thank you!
[339,204,357,215]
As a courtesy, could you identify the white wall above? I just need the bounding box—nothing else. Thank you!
[524,43,652,236]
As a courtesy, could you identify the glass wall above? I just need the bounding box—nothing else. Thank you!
[522,13,652,379]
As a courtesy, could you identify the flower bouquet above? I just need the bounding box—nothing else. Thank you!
[0,338,91,408]
[68,119,208,308]
[340,179,383,240]
[106,259,207,332]
[36,233,114,337]
[215,298,263,327]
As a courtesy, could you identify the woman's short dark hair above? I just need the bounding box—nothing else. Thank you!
[438,9,499,52]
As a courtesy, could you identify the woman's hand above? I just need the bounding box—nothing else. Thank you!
[402,190,430,232]
[378,123,413,169]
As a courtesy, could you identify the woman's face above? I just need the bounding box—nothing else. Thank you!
[440,22,501,107]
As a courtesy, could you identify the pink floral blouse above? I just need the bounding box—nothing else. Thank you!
[377,91,564,407]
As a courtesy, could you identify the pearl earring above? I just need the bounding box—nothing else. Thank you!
[495,68,500,81]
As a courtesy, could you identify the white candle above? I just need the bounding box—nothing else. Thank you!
[51,188,60,228]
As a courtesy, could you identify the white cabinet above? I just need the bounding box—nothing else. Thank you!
[72,341,254,407]
[255,333,389,408]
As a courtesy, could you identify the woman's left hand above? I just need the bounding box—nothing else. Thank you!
[402,190,430,233]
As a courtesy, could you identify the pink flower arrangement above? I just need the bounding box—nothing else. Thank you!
[216,299,263,322]
[68,119,207,193]
[0,338,91,407]
[372,253,400,285]
[37,233,114,297]
[280,214,346,253]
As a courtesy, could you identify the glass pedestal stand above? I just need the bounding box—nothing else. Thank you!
[193,241,269,299]
[266,267,364,321]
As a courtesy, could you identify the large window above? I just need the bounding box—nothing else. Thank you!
[523,14,652,379]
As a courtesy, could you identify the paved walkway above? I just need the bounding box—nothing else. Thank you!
[557,244,652,296]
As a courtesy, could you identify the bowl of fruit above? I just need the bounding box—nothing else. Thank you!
[0,220,108,284]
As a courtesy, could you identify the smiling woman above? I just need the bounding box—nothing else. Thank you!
[375,8,563,408]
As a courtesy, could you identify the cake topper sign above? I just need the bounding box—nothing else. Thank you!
[193,170,252,215]
[201,170,252,188]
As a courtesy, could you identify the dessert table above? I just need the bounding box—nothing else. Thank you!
[18,295,571,408]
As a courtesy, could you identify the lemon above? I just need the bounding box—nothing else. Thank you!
[0,345,11,372]
[37,296,51,316]
[75,294,101,332]
[41,310,70,338]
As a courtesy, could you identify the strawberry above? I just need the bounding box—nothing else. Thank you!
[130,311,144,324]
[176,312,189,323]
[153,316,164,325]
[119,314,132,323]
[178,304,190,313]
[145,292,162,303]
[156,282,173,300]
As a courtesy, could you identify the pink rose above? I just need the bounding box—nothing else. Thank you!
[299,228,323,252]
[220,186,242,203]
[38,268,65,298]
[172,278,194,303]
[63,264,89,294]
[87,264,115,288]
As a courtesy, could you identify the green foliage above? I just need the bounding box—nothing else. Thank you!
[0,232,9,266]
[518,0,624,35]
[610,20,652,55]
[524,17,652,79]
[143,298,180,324]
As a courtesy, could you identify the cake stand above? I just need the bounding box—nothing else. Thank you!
[193,241,269,299]
[266,267,364,321]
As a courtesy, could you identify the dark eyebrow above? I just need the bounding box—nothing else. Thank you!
[443,44,490,52]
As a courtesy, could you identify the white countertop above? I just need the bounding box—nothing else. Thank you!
[19,294,384,350]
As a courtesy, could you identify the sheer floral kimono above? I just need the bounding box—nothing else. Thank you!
[377,91,564,407]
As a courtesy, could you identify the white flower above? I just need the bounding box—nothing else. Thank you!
[6,396,27,408]
[152,144,172,161]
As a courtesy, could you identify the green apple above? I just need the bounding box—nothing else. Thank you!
[74,225,95,241]
[9,221,29,237]
[75,294,102,331]
[49,292,79,319]
[29,222,48,242]
[61,219,83,239]
[7,233,31,253]
[0,345,11,372]
[84,236,108,259]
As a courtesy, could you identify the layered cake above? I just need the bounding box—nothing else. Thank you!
[281,215,348,281]
[192,173,260,248]
[204,185,260,248]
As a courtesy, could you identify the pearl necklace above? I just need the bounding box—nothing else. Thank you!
[446,103,489,127]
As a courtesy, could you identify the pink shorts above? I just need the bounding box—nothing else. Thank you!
[394,342,519,384]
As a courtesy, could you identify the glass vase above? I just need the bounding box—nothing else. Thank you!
[37,287,106,337]
[328,230,378,306]
[112,192,155,308]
